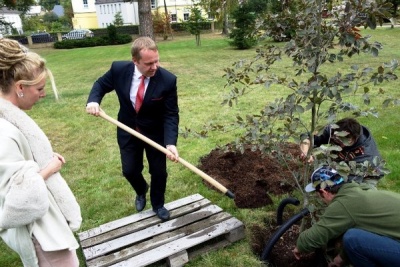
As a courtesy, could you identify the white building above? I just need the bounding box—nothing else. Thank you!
[0,8,23,35]
[94,0,207,29]
[95,0,139,28]
[157,0,199,23]
[71,0,210,29]
[26,5,45,17]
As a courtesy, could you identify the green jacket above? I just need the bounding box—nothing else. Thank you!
[297,183,400,254]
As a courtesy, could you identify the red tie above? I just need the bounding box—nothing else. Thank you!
[135,75,145,112]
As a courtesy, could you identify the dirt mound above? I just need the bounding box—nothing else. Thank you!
[198,143,301,208]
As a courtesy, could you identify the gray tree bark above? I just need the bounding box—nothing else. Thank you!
[138,0,154,39]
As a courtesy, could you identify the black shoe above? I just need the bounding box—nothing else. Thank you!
[135,185,148,212]
[153,207,170,221]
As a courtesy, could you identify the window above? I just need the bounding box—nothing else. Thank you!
[171,14,177,22]
[83,0,88,8]
[183,13,189,21]
[151,0,156,9]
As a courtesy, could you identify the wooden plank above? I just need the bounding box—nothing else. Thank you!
[166,250,189,267]
[83,204,223,260]
[81,198,211,248]
[80,194,246,267]
[109,218,244,267]
[87,233,185,267]
[87,212,232,266]
[79,194,204,241]
[87,212,233,267]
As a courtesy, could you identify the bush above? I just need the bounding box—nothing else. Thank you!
[229,4,258,49]
[54,34,132,49]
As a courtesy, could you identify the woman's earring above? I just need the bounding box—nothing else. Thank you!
[17,92,24,98]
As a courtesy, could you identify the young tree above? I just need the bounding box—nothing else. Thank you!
[183,5,207,46]
[218,0,398,207]
[162,0,173,39]
[229,0,269,49]
[229,3,258,49]
[114,11,124,26]
[153,9,172,40]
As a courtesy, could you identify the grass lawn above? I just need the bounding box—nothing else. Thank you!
[0,27,399,266]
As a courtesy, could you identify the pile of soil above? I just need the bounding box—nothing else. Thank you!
[198,143,327,266]
[198,143,302,208]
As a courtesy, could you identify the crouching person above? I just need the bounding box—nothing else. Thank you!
[292,166,400,267]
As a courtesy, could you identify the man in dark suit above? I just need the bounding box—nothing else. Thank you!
[86,37,179,221]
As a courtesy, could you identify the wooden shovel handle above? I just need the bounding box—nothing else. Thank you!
[98,110,235,199]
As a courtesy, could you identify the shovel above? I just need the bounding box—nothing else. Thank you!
[98,110,235,199]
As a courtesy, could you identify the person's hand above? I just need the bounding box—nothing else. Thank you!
[328,254,344,267]
[300,153,315,163]
[166,145,179,163]
[299,139,314,163]
[86,102,100,116]
[292,247,302,260]
[53,152,66,164]
[40,153,65,180]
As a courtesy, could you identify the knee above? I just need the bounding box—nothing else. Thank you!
[343,228,361,252]
[343,228,359,241]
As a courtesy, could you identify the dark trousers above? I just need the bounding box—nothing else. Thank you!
[120,136,167,210]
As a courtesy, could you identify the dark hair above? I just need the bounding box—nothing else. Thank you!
[335,118,361,140]
[316,176,344,194]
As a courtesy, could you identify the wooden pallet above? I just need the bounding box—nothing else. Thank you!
[78,194,245,267]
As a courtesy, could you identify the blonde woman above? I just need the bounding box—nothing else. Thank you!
[0,38,82,267]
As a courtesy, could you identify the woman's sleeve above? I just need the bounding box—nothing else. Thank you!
[0,136,49,229]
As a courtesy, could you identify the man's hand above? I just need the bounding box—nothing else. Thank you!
[328,254,344,267]
[299,139,314,163]
[292,247,302,260]
[166,145,179,163]
[86,102,100,116]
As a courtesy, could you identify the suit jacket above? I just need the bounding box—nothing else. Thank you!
[87,61,179,148]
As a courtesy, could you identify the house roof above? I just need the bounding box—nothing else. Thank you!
[0,7,21,14]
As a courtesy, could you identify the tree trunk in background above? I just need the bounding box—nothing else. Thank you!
[222,9,229,35]
[163,0,173,39]
[138,0,154,39]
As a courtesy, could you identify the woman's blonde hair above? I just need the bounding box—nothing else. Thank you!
[0,38,58,99]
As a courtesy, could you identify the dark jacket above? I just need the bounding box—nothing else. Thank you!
[87,61,179,148]
[301,124,383,180]
[313,124,381,164]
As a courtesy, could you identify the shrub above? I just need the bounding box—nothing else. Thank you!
[54,34,132,49]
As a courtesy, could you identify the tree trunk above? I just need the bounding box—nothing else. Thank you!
[138,0,154,39]
[163,0,173,39]
[222,6,229,35]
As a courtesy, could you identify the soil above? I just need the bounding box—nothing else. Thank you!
[198,143,328,266]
